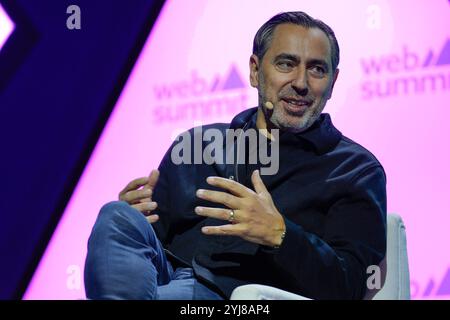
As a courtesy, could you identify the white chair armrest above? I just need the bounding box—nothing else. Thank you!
[230,284,311,300]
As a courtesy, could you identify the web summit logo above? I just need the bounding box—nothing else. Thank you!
[412,265,450,299]
[152,65,249,123]
[360,38,450,99]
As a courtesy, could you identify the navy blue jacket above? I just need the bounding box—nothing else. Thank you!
[152,107,386,300]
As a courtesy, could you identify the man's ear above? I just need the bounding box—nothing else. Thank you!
[327,68,339,99]
[249,54,260,88]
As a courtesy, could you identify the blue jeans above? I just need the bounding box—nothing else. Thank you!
[84,201,223,300]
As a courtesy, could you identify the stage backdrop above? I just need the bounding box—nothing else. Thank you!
[24,0,450,299]
[0,4,13,49]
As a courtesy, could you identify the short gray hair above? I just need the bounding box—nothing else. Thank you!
[252,11,340,73]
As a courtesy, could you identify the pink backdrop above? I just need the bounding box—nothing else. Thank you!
[24,0,450,299]
[0,3,14,51]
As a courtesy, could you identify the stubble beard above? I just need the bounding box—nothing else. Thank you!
[258,87,323,134]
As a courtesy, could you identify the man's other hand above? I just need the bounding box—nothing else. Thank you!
[118,169,160,224]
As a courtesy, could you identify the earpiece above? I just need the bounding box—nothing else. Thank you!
[265,101,274,110]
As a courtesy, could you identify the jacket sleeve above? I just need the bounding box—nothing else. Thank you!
[264,164,387,299]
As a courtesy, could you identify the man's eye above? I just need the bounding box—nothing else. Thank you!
[276,61,294,70]
[310,66,326,76]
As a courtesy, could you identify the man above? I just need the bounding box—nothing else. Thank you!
[84,11,386,300]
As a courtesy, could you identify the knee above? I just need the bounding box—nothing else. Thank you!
[98,201,141,222]
[88,201,159,254]
[93,201,149,234]
[99,200,132,214]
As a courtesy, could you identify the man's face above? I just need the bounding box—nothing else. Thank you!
[250,23,339,133]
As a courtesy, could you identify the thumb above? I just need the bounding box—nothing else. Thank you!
[147,169,160,189]
[251,170,268,195]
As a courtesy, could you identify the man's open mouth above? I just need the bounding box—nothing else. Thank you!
[281,98,312,114]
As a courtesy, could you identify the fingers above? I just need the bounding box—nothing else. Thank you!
[206,176,253,197]
[195,206,235,222]
[147,169,160,189]
[120,188,152,203]
[119,177,149,198]
[117,170,161,223]
[118,170,160,205]
[196,189,241,209]
[201,224,241,236]
[145,214,159,224]
[251,170,268,195]
[131,201,157,214]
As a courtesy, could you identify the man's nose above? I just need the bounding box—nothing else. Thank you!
[291,67,308,96]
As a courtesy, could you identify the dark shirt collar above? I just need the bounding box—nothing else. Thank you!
[229,106,342,155]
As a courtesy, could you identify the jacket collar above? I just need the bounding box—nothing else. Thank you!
[229,106,342,155]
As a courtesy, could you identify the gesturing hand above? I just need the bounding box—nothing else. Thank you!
[118,169,160,223]
[195,170,286,247]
